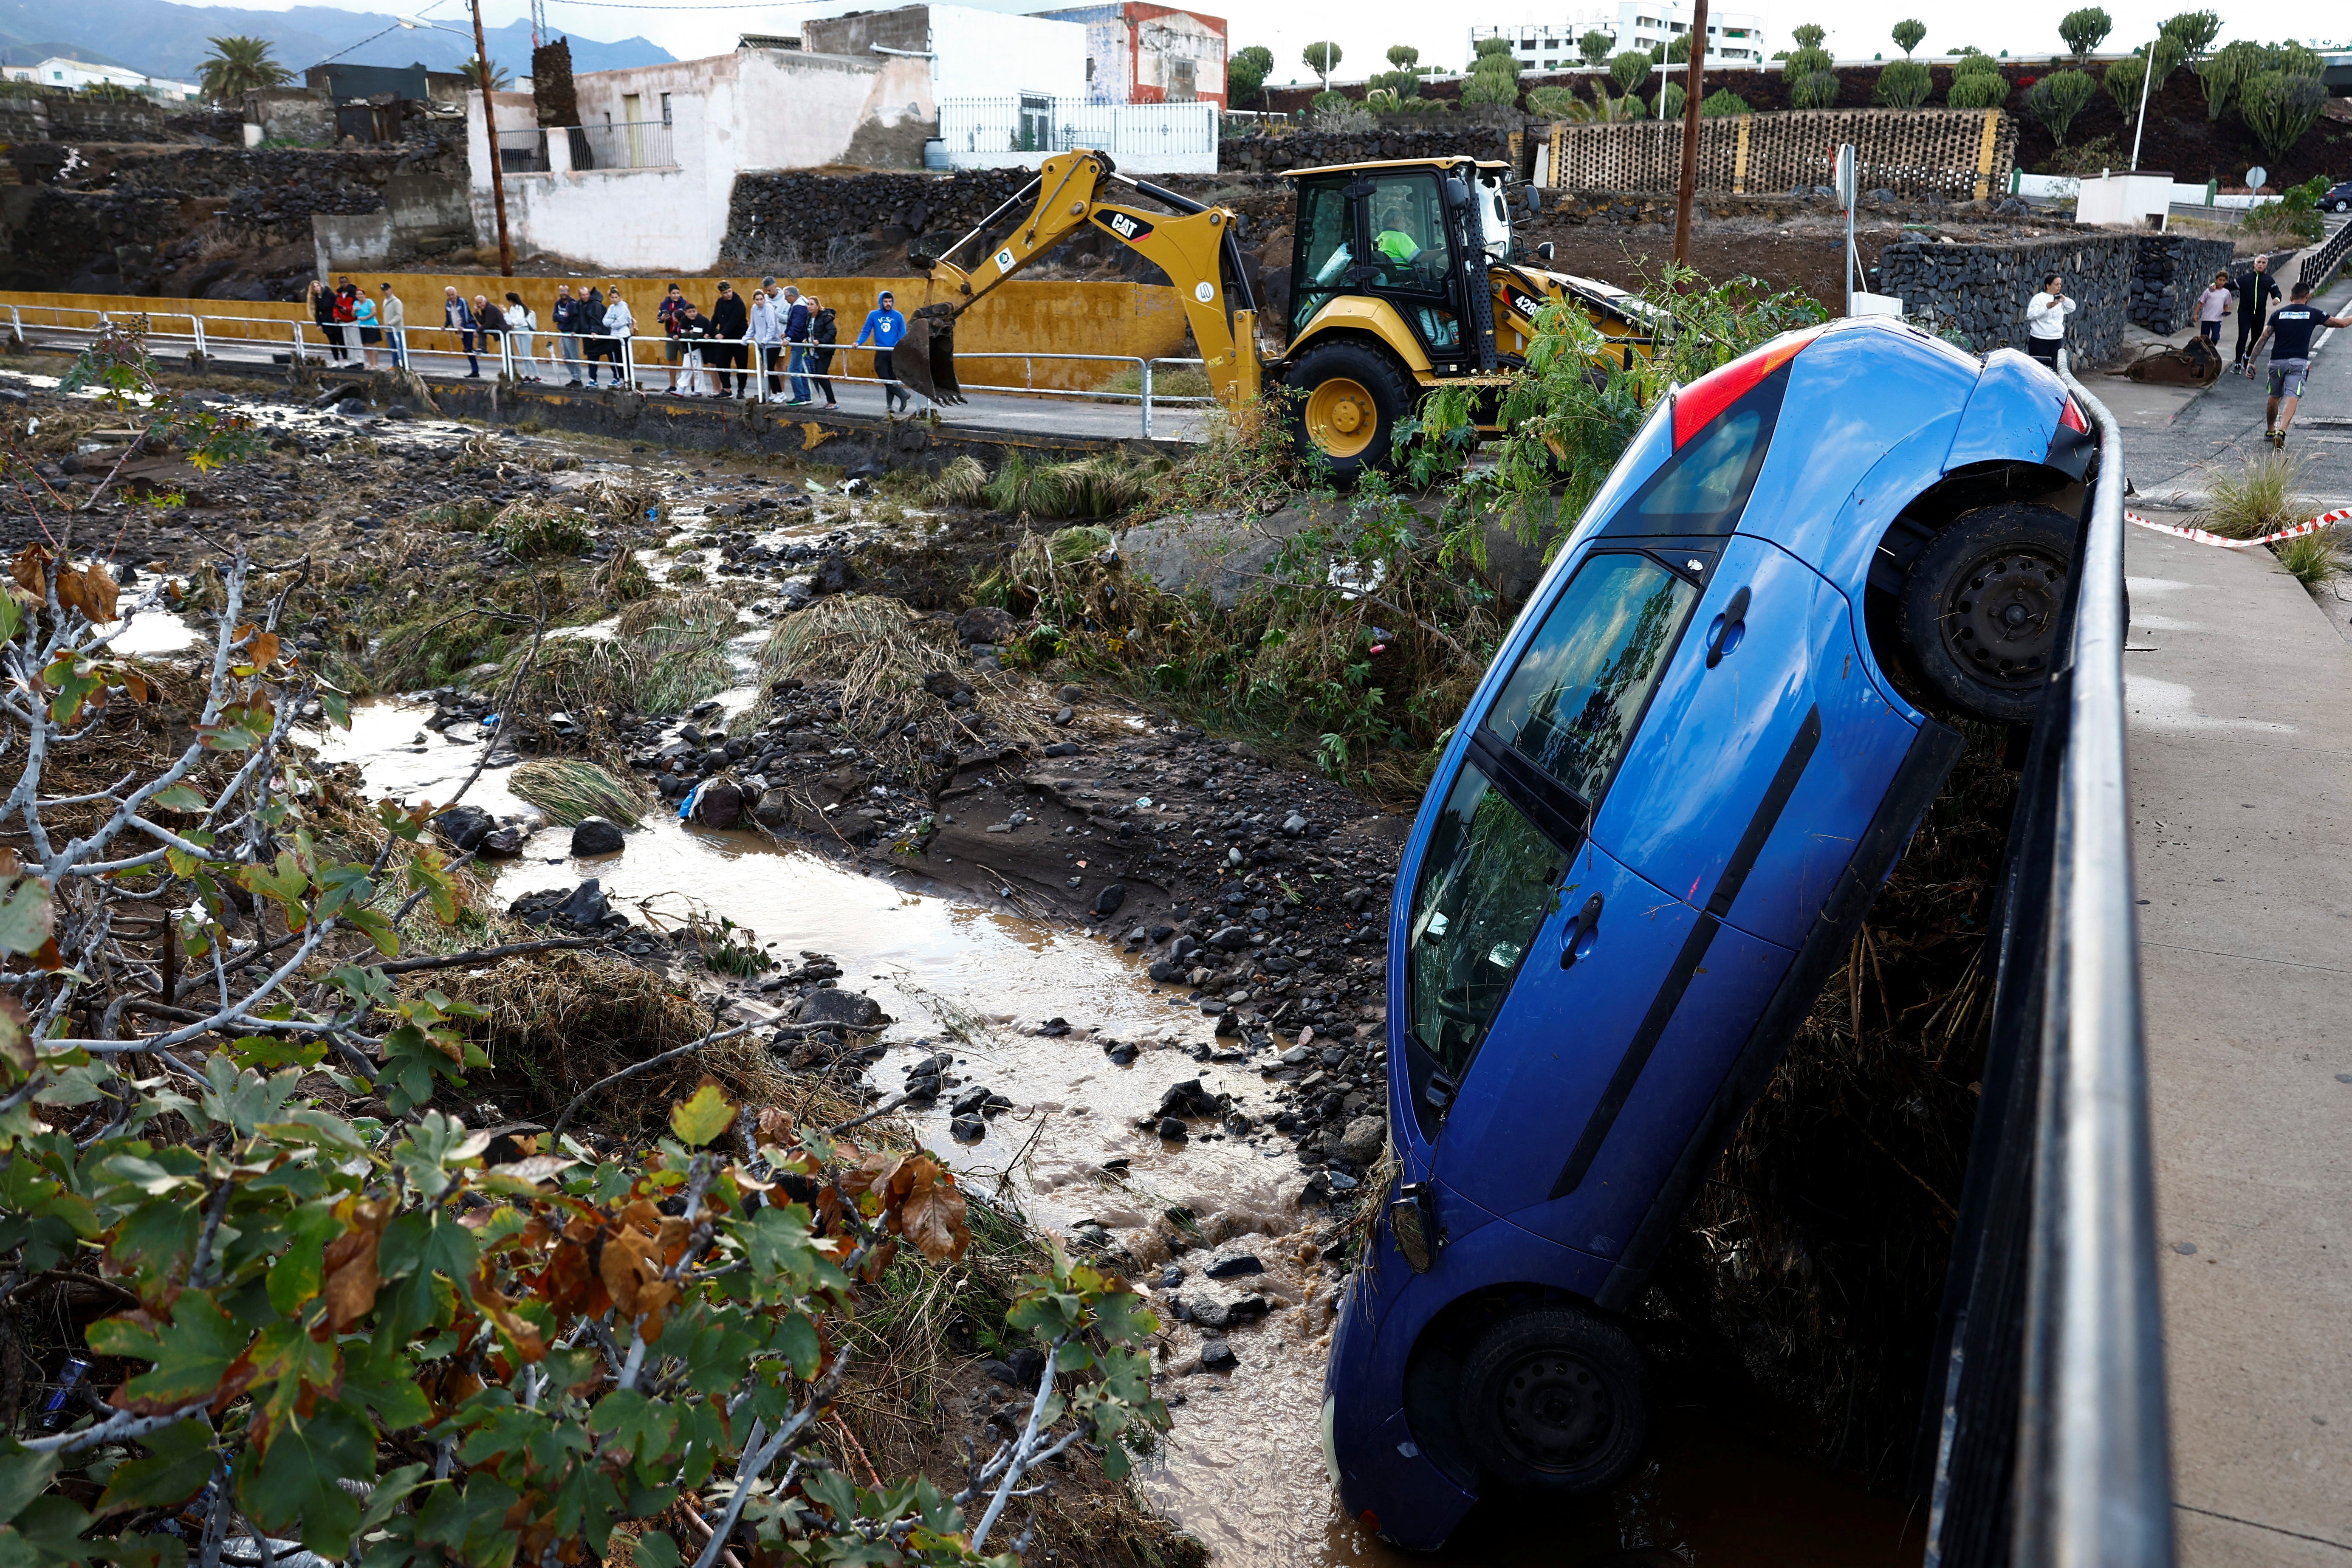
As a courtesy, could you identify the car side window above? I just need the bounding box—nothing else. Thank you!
[1601,365,1790,537]
[1485,553,1700,806]
[1405,765,1564,1089]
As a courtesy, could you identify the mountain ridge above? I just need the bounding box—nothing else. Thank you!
[0,0,672,86]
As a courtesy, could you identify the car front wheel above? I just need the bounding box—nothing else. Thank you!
[1456,1304,1647,1495]
[1898,502,2076,725]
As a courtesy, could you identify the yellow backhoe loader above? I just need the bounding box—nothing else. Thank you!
[895,149,1653,478]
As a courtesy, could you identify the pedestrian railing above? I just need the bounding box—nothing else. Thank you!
[2,303,1213,438]
[563,121,676,172]
[1918,352,2172,1568]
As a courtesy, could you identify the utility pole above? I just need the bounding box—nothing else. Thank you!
[472,0,514,276]
[1672,0,1708,270]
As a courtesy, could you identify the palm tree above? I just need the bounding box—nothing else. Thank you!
[472,56,514,93]
[198,36,291,102]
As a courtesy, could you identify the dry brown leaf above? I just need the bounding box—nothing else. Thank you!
[11,543,48,596]
[894,1158,970,1263]
[58,566,119,624]
[320,1197,393,1332]
[599,1228,662,1319]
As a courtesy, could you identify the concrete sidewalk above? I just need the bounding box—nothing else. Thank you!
[2126,524,2352,1563]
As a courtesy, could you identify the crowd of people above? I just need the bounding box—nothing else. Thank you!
[296,274,922,412]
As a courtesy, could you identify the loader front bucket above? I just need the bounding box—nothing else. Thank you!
[898,305,965,406]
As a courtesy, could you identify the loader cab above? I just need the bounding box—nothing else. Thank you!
[1288,158,1502,372]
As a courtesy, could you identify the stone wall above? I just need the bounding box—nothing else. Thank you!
[1220,124,1516,175]
[0,187,189,294]
[2128,235,2236,335]
[1877,235,2140,364]
[0,93,176,145]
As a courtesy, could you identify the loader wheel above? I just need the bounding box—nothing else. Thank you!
[1898,502,2075,725]
[1288,340,1417,482]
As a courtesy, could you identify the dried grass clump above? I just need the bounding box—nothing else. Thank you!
[2273,528,2344,592]
[987,452,1161,519]
[509,758,649,826]
[508,591,743,717]
[432,949,791,1130]
[594,545,655,604]
[491,498,593,560]
[2198,449,2308,539]
[924,454,990,510]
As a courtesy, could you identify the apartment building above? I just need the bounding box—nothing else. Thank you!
[1471,3,1767,70]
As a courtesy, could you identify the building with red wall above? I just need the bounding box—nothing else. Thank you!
[1033,3,1227,107]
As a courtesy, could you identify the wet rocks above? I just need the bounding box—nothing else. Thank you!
[477,825,525,859]
[1204,1251,1263,1281]
[1197,1337,1238,1373]
[1090,883,1127,917]
[1153,1078,1223,1120]
[691,780,745,829]
[795,988,885,1030]
[432,803,497,853]
[1338,1116,1386,1167]
[950,1115,986,1142]
[509,879,631,933]
[953,605,1017,645]
[570,816,625,856]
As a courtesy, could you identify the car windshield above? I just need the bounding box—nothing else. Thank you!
[1484,553,1700,804]
[1406,764,1565,1084]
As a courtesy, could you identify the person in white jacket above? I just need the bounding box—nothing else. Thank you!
[599,290,638,390]
[748,287,782,400]
[2024,272,2076,369]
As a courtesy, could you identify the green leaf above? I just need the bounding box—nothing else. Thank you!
[96,1420,213,1515]
[588,1390,677,1470]
[627,1530,678,1568]
[236,1401,370,1557]
[264,1204,340,1316]
[667,1083,734,1148]
[354,1465,432,1541]
[115,1291,249,1413]
[148,785,207,813]
[2,1495,93,1566]
[0,877,53,960]
[0,1450,63,1527]
[771,1313,820,1381]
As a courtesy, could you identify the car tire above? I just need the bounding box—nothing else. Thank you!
[1286,338,1418,483]
[1456,1304,1647,1495]
[1899,502,2076,725]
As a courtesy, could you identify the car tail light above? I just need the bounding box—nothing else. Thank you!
[2058,397,2089,433]
[1673,329,1822,448]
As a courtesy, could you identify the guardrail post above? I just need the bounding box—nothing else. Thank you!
[6,306,19,351]
[1140,358,1153,440]
[190,316,206,362]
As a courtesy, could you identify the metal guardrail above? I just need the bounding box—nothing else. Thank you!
[1919,353,2172,1568]
[3,303,1211,438]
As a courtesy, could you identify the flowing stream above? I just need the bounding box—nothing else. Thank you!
[320,694,1921,1565]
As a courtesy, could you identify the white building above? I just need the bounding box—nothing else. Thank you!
[463,45,935,274]
[1471,3,1767,70]
[0,56,200,101]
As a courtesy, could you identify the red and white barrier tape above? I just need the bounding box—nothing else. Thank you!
[2125,504,2352,548]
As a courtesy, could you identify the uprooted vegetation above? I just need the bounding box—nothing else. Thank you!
[0,328,1199,1568]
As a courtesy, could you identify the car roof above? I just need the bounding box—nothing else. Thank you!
[1283,157,1513,179]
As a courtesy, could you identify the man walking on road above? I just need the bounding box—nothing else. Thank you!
[379,282,406,369]
[2249,282,2351,449]
[856,290,912,415]
[2232,254,2281,376]
[2024,272,2075,368]
[443,286,480,378]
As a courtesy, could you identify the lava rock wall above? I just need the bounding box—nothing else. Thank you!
[2126,235,2238,335]
[1877,234,2140,364]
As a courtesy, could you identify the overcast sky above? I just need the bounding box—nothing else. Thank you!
[220,0,2341,80]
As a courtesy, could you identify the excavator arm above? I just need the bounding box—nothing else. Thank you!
[898,149,1260,410]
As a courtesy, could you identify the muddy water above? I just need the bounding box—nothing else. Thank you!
[324,700,1920,1567]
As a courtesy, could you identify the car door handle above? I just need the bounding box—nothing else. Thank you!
[1705,585,1752,669]
[1560,893,1604,970]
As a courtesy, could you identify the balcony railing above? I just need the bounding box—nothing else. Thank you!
[563,120,677,171]
[937,96,1214,164]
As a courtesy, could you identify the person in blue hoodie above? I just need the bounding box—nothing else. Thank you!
[854,289,911,414]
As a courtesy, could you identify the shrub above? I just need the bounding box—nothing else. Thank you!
[2239,69,2327,161]
[2058,5,2112,58]
[1892,19,1926,56]
[1610,49,1655,94]
[1659,82,1686,119]
[1579,30,1613,65]
[1460,70,1522,107]
[2274,529,2343,592]
[2102,53,2149,113]
[2198,451,2307,539]
[1954,51,2003,77]
[1792,22,1827,48]
[1876,58,1933,107]
[2161,9,2219,61]
[1791,69,1843,108]
[1526,85,1582,118]
[2024,68,2098,144]
[1946,71,2011,108]
[2199,38,2264,121]
[1701,87,1753,116]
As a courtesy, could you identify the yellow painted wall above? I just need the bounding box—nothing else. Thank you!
[0,276,1193,394]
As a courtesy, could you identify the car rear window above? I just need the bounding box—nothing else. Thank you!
[1485,552,1700,805]
[1406,764,1566,1088]
[1601,364,1789,536]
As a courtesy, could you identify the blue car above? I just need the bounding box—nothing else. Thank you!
[1321,316,2097,1547]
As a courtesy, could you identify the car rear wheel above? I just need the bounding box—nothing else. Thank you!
[1899,502,2076,725]
[1456,1305,1646,1495]
[1286,338,1417,482]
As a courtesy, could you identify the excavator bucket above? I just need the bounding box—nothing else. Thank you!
[898,305,965,406]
